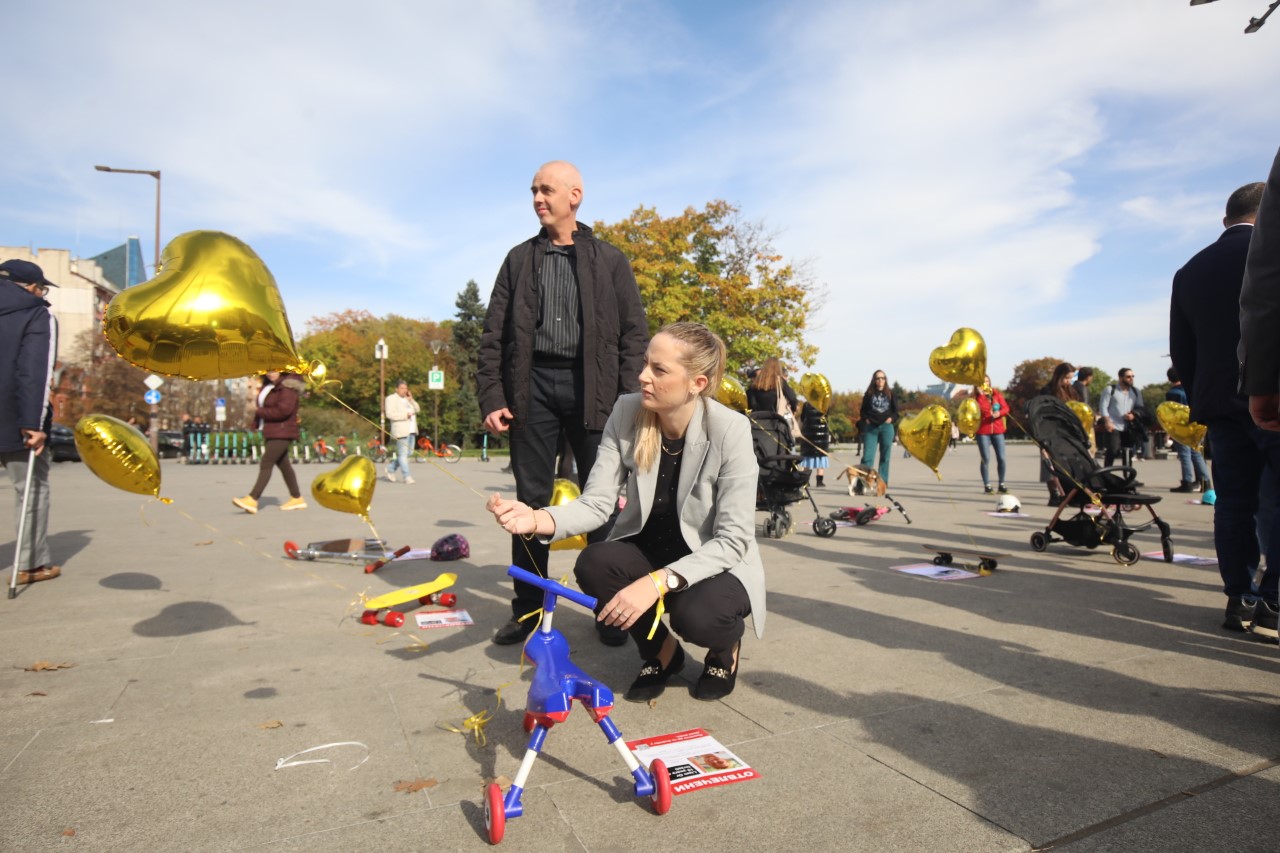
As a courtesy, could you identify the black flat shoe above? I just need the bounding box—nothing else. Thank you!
[624,644,686,703]
[492,617,535,646]
[694,648,739,701]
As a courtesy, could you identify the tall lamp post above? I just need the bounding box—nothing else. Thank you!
[93,165,162,272]
[375,338,389,441]
[429,340,447,450]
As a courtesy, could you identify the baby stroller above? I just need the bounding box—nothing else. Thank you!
[1025,397,1174,566]
[749,411,837,539]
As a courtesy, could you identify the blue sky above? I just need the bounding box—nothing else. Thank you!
[3,0,1279,394]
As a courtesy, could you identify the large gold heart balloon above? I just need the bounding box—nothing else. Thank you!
[898,405,952,477]
[1066,401,1096,444]
[103,230,303,380]
[1156,401,1207,451]
[311,456,377,520]
[548,478,587,551]
[74,415,162,498]
[797,373,832,414]
[928,328,987,386]
[955,397,982,438]
[716,375,748,414]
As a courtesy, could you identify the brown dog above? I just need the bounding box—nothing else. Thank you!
[836,465,887,497]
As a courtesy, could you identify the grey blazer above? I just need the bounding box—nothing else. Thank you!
[1241,145,1280,396]
[543,393,766,638]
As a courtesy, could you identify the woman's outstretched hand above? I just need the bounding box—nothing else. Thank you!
[599,577,662,631]
[487,493,538,536]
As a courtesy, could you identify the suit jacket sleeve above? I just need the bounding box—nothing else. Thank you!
[477,255,514,418]
[1240,145,1280,395]
[610,249,648,395]
[1169,268,1196,402]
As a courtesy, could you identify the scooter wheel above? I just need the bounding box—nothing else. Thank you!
[649,759,672,815]
[384,611,405,628]
[438,592,457,607]
[360,610,379,626]
[283,541,299,559]
[485,782,506,845]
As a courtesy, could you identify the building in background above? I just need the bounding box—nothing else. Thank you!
[90,236,148,290]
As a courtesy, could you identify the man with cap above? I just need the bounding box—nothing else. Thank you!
[0,259,62,584]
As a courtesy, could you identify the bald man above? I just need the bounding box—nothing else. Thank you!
[478,161,649,645]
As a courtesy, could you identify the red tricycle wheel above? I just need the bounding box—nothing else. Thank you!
[384,611,405,628]
[485,782,505,844]
[439,592,457,607]
[649,759,672,815]
[283,540,299,559]
[359,610,379,626]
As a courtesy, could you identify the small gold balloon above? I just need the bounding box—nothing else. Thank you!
[716,375,748,414]
[304,359,339,393]
[1156,401,1207,451]
[898,405,952,477]
[955,397,982,438]
[103,230,304,380]
[74,415,162,498]
[797,373,833,414]
[548,478,587,551]
[311,456,377,520]
[928,328,987,386]
[1066,401,1096,443]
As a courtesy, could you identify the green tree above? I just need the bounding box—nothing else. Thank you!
[449,280,486,449]
[1087,369,1112,403]
[593,201,821,375]
[1141,383,1171,414]
[1003,356,1063,437]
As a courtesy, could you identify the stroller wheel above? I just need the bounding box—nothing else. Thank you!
[1113,541,1140,566]
[813,517,837,538]
[763,517,777,539]
[1029,531,1048,552]
[1161,537,1174,564]
[855,507,878,526]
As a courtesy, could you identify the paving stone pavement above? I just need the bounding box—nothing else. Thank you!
[1,442,1277,852]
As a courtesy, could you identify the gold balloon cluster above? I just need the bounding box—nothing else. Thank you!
[74,415,163,498]
[103,230,306,381]
[797,373,832,414]
[548,479,587,551]
[311,456,377,521]
[716,376,748,413]
[1156,402,1207,451]
[1067,401,1096,446]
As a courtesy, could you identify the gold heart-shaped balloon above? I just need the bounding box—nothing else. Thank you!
[1066,401,1096,444]
[898,404,952,477]
[716,375,748,414]
[797,373,832,414]
[955,397,982,438]
[75,415,163,498]
[311,456,377,520]
[548,478,587,551]
[103,230,303,380]
[1156,401,1207,451]
[928,328,987,386]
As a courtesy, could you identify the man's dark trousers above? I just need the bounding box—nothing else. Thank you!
[508,361,606,619]
[1206,416,1280,606]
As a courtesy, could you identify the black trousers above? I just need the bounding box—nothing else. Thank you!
[1103,428,1139,467]
[508,362,607,617]
[250,439,301,500]
[574,540,751,664]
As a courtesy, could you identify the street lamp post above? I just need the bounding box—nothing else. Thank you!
[430,340,447,451]
[375,338,389,441]
[93,165,162,272]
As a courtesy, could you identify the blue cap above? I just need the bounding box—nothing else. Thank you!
[0,259,58,288]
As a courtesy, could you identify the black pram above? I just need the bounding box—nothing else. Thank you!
[1026,396,1174,566]
[750,411,837,538]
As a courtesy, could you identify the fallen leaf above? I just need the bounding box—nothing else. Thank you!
[62,829,76,837]
[194,540,214,547]
[24,661,75,672]
[393,778,438,794]
[27,691,47,697]
[257,720,284,729]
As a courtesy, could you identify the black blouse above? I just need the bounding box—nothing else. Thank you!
[628,435,693,568]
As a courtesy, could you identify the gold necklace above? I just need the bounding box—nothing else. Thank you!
[661,441,683,457]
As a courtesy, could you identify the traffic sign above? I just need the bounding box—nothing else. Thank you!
[428,370,445,391]
[215,406,227,423]
[215,397,226,407]
[144,389,162,405]
[144,374,165,391]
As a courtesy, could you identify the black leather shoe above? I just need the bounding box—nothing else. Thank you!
[596,622,629,647]
[1171,481,1195,493]
[624,644,686,703]
[694,658,738,701]
[492,617,535,646]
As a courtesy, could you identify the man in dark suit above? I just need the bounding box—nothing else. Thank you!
[1170,181,1279,639]
[1241,146,1280,433]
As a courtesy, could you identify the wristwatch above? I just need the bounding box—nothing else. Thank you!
[664,570,684,593]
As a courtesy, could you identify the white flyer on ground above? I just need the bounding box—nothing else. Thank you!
[893,563,981,580]
[414,609,474,629]
[625,728,760,795]
[984,511,1032,518]
[1142,552,1218,566]
[395,549,434,561]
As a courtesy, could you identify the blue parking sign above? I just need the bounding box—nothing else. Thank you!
[144,389,162,405]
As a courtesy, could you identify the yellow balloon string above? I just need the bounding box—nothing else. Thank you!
[646,596,665,641]
[437,683,510,747]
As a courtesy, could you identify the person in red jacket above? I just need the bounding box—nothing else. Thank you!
[974,375,1009,494]
[233,372,307,513]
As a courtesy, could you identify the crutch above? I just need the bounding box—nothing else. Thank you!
[8,447,37,599]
